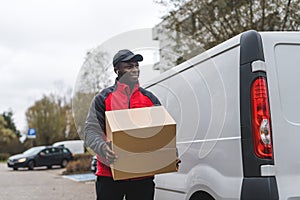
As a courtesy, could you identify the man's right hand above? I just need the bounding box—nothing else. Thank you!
[102,141,117,164]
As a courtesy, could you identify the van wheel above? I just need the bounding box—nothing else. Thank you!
[61,159,68,168]
[190,191,214,200]
[28,160,35,170]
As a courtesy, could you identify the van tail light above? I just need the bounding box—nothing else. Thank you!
[251,77,273,159]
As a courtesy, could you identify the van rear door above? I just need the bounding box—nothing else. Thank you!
[261,32,300,200]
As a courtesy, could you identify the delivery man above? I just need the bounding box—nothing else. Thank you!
[85,49,163,200]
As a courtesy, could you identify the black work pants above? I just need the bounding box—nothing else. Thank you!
[96,176,155,200]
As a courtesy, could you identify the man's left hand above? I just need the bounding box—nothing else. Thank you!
[176,158,181,171]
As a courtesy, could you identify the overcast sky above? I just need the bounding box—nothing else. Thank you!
[0,0,165,132]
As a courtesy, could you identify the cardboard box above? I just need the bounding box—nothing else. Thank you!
[105,106,177,180]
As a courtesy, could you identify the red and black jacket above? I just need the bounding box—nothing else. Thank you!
[85,80,161,177]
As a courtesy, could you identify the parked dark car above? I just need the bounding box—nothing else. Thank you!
[91,155,97,173]
[7,146,73,170]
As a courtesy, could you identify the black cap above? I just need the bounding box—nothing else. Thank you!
[113,49,143,67]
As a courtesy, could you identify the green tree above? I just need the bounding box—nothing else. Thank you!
[154,0,300,63]
[0,115,24,154]
[50,81,79,141]
[25,95,66,145]
[25,93,79,146]
[1,110,20,137]
[0,116,16,145]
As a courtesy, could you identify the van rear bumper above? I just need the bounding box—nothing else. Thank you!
[241,177,278,200]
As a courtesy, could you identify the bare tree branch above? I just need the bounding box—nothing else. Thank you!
[261,0,266,29]
[281,0,291,30]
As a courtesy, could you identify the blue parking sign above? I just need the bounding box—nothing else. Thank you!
[27,128,36,139]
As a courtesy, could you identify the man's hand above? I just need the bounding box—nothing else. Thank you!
[176,158,181,171]
[102,141,117,165]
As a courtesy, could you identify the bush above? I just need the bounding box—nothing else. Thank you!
[62,153,93,175]
[0,138,25,155]
[0,153,10,161]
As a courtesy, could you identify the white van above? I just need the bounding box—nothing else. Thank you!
[53,140,85,155]
[144,30,300,200]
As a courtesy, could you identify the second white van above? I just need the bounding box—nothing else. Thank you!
[53,140,85,155]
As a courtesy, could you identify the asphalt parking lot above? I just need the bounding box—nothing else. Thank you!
[0,163,96,200]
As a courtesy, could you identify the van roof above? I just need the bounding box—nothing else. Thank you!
[53,140,84,145]
[143,33,241,89]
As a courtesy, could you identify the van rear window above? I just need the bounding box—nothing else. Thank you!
[275,44,300,123]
